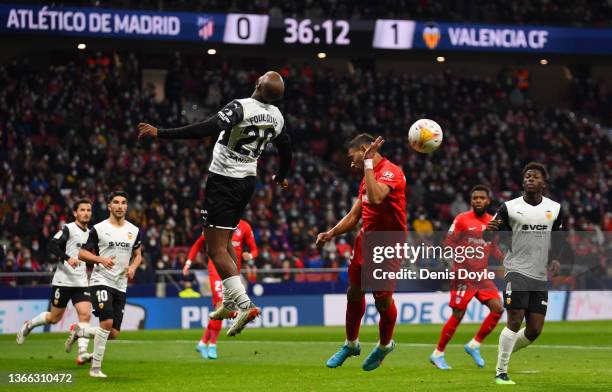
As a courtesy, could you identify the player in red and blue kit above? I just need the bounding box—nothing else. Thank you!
[183,219,258,359]
[430,185,504,369]
[317,134,407,371]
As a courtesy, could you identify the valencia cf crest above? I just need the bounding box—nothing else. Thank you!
[506,297,512,305]
[53,299,58,306]
[99,303,105,310]
[423,23,441,49]
[127,232,134,240]
[545,210,553,220]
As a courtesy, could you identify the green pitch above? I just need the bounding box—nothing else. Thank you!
[2,321,612,391]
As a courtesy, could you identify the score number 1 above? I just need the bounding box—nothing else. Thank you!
[372,20,416,49]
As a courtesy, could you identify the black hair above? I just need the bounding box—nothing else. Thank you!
[470,184,491,198]
[73,199,92,211]
[107,190,129,203]
[347,133,375,150]
[522,162,548,180]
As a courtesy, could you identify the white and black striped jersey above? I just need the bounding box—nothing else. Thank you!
[209,98,285,178]
[493,196,563,281]
[82,219,141,292]
[48,222,90,287]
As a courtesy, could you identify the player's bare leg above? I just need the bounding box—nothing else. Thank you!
[17,306,66,345]
[74,301,93,365]
[431,308,464,369]
[362,293,397,371]
[495,308,524,384]
[465,297,503,368]
[205,227,258,336]
[326,284,364,368]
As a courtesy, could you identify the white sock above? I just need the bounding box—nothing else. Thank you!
[468,338,481,349]
[496,327,517,376]
[512,328,532,353]
[77,325,99,338]
[222,276,251,310]
[92,328,110,369]
[30,312,49,328]
[345,339,359,348]
[432,348,444,357]
[208,343,216,348]
[77,323,90,353]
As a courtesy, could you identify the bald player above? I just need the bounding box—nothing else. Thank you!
[138,71,292,336]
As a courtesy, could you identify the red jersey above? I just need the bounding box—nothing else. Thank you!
[187,220,258,272]
[359,158,407,232]
[445,210,503,272]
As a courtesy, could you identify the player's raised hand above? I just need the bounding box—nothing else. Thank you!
[364,136,385,159]
[67,257,80,269]
[100,255,115,270]
[316,231,333,249]
[182,261,191,276]
[486,219,502,231]
[272,175,289,189]
[137,123,158,140]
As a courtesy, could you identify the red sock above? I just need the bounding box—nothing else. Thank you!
[378,299,397,346]
[207,319,222,344]
[345,296,366,341]
[201,328,210,344]
[475,311,502,343]
[436,314,461,352]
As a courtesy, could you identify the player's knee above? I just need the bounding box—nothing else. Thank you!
[374,294,392,311]
[109,329,120,340]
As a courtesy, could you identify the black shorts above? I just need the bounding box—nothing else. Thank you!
[503,272,548,315]
[202,173,256,230]
[50,286,91,309]
[90,285,126,331]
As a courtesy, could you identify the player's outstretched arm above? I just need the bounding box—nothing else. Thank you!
[316,199,362,248]
[138,116,221,140]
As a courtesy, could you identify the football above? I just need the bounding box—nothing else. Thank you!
[408,119,443,154]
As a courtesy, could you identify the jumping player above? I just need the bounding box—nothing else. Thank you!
[487,162,564,385]
[138,71,291,336]
[66,190,142,378]
[183,219,258,359]
[317,134,406,371]
[17,199,94,365]
[430,185,504,369]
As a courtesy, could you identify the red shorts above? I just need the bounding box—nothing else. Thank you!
[208,261,223,307]
[449,280,500,310]
[348,231,394,298]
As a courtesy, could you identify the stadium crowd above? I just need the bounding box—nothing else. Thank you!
[27,0,612,27]
[0,52,610,285]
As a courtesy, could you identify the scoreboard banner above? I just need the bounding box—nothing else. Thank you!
[2,4,612,54]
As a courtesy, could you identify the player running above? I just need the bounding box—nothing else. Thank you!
[486,162,564,385]
[430,185,504,369]
[65,190,142,378]
[317,134,406,371]
[183,219,258,359]
[138,71,291,336]
[17,199,94,365]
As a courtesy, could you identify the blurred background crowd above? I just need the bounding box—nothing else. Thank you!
[0,50,610,285]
